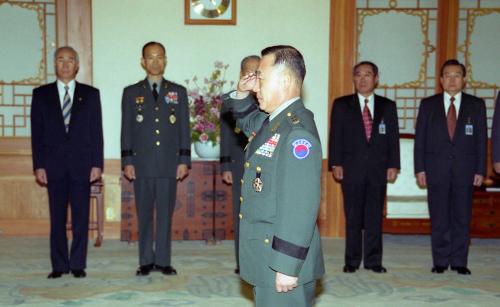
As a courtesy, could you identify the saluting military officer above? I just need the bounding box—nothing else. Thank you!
[220,55,260,274]
[121,41,191,276]
[224,45,324,306]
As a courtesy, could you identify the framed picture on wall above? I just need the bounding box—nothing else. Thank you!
[184,0,236,25]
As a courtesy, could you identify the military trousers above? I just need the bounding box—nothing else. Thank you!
[134,177,177,266]
[253,280,316,307]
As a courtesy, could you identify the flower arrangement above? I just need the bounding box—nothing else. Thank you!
[185,61,233,146]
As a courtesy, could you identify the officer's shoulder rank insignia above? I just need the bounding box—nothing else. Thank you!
[256,133,280,158]
[165,91,178,104]
[292,139,312,159]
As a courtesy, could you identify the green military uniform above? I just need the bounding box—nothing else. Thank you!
[121,78,191,267]
[225,93,325,306]
[219,95,249,270]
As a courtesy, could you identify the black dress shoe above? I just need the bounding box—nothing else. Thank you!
[451,266,471,275]
[47,271,67,279]
[365,266,387,273]
[155,265,177,275]
[431,266,447,273]
[136,264,154,276]
[234,267,240,274]
[343,265,358,273]
[71,269,86,278]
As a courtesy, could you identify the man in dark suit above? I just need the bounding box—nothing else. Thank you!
[220,55,260,274]
[329,61,400,274]
[414,59,487,275]
[31,46,104,279]
[491,92,500,173]
[121,42,190,276]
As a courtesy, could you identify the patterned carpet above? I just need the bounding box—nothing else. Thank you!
[0,236,499,306]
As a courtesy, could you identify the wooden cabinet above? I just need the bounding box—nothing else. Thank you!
[120,161,234,242]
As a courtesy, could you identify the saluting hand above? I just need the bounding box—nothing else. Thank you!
[236,73,257,96]
[275,272,298,293]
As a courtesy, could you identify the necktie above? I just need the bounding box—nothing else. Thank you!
[362,98,373,141]
[62,85,72,132]
[152,83,159,101]
[447,96,457,140]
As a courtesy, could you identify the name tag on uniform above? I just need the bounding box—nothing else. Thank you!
[379,121,386,135]
[465,124,473,135]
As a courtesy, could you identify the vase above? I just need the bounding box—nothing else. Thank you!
[194,141,220,159]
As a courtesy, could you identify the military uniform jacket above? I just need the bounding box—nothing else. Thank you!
[414,92,487,185]
[226,93,325,287]
[121,79,191,178]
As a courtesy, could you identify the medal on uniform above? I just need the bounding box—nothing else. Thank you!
[253,168,263,192]
[379,120,386,135]
[136,114,143,122]
[169,114,176,124]
[465,118,473,136]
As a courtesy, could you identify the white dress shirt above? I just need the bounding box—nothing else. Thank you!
[357,93,374,117]
[56,79,76,109]
[444,91,462,119]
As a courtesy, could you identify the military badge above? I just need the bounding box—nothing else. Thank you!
[255,133,280,158]
[169,114,176,124]
[135,96,145,105]
[136,114,143,123]
[165,92,178,104]
[253,167,263,192]
[292,139,312,159]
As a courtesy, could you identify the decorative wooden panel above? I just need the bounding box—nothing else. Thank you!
[120,161,235,241]
[356,0,439,134]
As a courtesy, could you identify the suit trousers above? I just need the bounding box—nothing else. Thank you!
[254,280,316,307]
[47,177,90,272]
[427,182,473,267]
[134,177,177,266]
[342,182,386,268]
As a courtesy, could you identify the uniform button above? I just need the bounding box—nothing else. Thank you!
[239,213,243,220]
[256,166,262,172]
[156,141,160,146]
[287,112,292,117]
[155,107,159,111]
[240,196,244,203]
[264,238,270,244]
[155,130,160,135]
[241,179,244,184]
[244,162,250,168]
[155,118,159,123]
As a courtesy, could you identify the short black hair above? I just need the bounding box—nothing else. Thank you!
[261,45,306,84]
[440,59,466,77]
[142,41,166,58]
[353,61,378,76]
[240,55,260,72]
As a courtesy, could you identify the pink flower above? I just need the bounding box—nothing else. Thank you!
[199,133,209,143]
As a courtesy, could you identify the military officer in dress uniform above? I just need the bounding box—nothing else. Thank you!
[121,41,191,276]
[220,55,260,274]
[224,45,324,306]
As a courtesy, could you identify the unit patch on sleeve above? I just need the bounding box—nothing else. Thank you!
[255,133,280,158]
[292,139,312,159]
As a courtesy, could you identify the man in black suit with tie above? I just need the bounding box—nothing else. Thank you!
[31,46,104,279]
[329,61,400,274]
[414,59,487,275]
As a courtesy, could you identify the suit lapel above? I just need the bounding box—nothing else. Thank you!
[159,79,169,104]
[68,82,83,132]
[349,94,369,144]
[434,93,449,140]
[369,95,383,144]
[454,93,470,142]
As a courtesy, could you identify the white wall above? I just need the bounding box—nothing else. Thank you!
[93,0,330,159]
